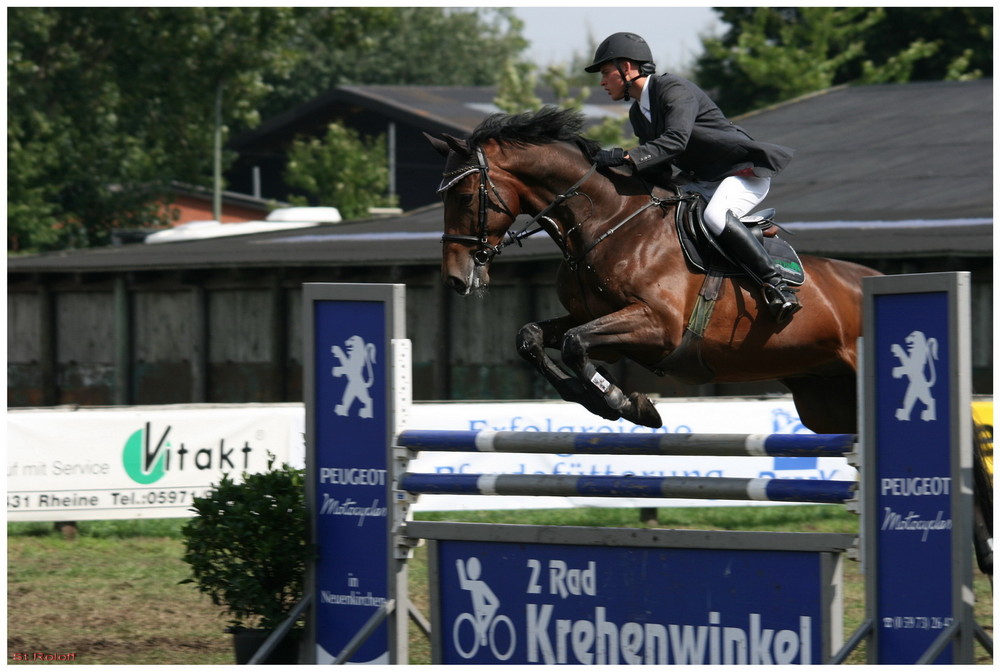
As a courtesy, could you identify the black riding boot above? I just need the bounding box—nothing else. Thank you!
[715,211,801,324]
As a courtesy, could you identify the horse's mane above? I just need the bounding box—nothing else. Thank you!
[468,106,601,159]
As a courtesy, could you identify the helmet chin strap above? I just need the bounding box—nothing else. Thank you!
[624,74,644,101]
[616,62,644,102]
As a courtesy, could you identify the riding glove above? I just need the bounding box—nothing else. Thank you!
[595,147,628,168]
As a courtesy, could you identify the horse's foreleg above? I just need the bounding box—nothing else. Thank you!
[517,318,622,421]
[561,306,664,428]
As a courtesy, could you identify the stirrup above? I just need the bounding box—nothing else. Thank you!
[761,282,801,325]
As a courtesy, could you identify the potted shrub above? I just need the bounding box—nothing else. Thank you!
[180,457,311,664]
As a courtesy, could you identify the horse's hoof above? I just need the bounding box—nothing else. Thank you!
[623,392,662,428]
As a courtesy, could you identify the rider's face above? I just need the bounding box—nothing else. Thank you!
[598,62,626,101]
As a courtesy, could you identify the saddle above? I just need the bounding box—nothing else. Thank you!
[674,192,805,286]
[649,189,809,383]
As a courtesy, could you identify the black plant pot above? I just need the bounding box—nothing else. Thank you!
[231,627,302,664]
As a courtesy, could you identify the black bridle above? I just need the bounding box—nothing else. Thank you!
[440,145,598,266]
[440,147,517,266]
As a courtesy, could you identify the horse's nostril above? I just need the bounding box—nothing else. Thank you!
[445,275,468,294]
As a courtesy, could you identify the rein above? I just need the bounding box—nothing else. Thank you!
[439,146,693,268]
[504,163,598,255]
[440,146,598,266]
[575,193,691,263]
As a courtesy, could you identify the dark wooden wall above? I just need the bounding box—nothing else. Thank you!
[7,256,993,408]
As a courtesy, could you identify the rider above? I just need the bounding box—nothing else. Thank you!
[585,32,801,324]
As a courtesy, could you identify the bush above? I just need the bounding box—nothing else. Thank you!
[180,458,311,630]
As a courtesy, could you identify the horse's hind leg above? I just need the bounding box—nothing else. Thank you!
[781,374,859,434]
[517,318,621,421]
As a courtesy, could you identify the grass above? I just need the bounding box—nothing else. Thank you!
[7,509,994,665]
[7,519,233,665]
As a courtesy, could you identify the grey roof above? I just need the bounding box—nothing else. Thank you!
[8,80,992,275]
[8,206,454,273]
[736,80,991,224]
[8,204,989,275]
[229,84,625,149]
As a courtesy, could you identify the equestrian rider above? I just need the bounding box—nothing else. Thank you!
[586,32,801,324]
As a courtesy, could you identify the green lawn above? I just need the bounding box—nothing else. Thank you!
[7,509,994,664]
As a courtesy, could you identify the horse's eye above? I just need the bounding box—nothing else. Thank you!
[459,193,474,206]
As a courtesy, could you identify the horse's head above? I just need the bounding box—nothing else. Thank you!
[426,107,604,296]
[425,132,522,295]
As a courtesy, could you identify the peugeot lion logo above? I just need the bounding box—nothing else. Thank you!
[331,335,377,419]
[890,330,939,422]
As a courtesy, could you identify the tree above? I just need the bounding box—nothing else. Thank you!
[259,8,527,119]
[284,123,396,219]
[694,7,992,116]
[494,61,632,148]
[8,7,297,251]
[843,7,991,83]
[8,7,529,251]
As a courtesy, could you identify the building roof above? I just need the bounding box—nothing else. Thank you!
[228,84,626,151]
[9,80,992,276]
[736,79,992,224]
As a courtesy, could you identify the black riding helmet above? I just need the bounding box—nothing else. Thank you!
[585,32,655,101]
[584,32,654,73]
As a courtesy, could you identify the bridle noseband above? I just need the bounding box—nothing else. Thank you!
[440,145,598,266]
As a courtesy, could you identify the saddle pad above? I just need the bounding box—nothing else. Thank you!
[676,197,805,286]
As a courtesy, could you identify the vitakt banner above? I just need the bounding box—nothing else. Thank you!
[7,404,303,521]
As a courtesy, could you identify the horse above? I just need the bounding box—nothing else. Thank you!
[426,106,882,434]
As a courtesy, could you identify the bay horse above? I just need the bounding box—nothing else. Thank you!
[426,107,881,434]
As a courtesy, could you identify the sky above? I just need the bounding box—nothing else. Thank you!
[510,5,724,73]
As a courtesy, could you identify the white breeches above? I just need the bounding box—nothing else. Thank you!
[695,175,772,236]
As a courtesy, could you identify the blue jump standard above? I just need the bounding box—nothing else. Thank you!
[398,473,857,504]
[396,429,856,458]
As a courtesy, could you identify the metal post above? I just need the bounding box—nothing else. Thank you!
[332,599,395,665]
[213,83,223,222]
[247,594,312,665]
[387,121,396,200]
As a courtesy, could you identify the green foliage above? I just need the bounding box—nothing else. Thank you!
[8,7,527,252]
[694,7,992,116]
[540,65,591,111]
[7,7,298,251]
[261,8,527,119]
[584,116,634,150]
[494,62,632,148]
[493,61,542,114]
[180,459,310,630]
[284,123,396,220]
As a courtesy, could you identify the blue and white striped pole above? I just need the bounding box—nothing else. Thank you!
[396,429,856,458]
[399,472,856,504]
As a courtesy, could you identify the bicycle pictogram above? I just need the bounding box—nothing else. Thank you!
[452,557,516,660]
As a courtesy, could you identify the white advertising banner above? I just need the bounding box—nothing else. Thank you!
[8,397,855,520]
[405,397,856,511]
[7,404,304,522]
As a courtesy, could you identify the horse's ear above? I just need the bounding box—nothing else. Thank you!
[423,132,451,158]
[442,133,470,156]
